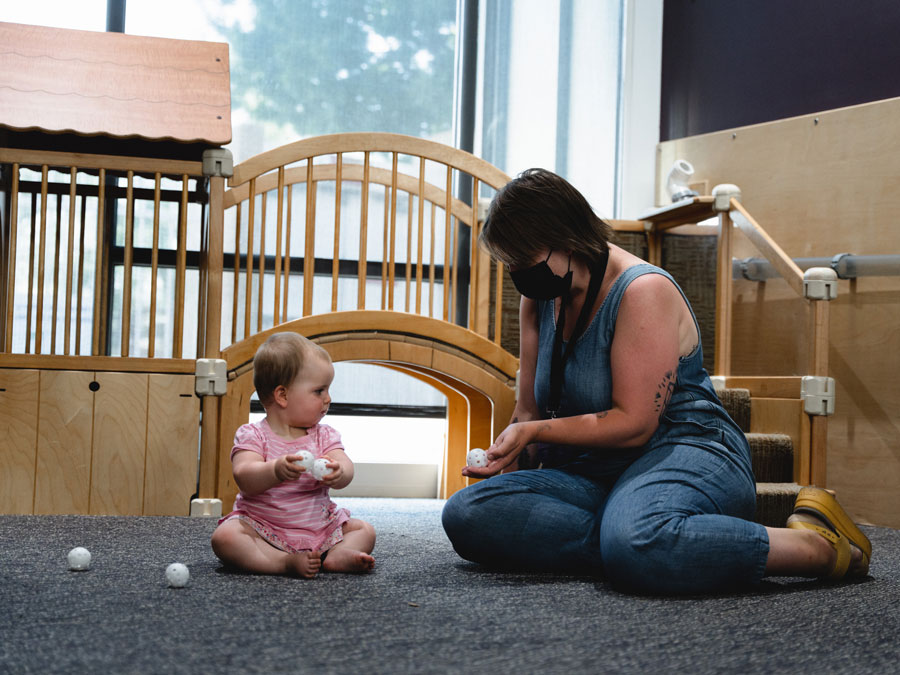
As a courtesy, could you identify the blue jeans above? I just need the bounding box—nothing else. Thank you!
[442,442,770,594]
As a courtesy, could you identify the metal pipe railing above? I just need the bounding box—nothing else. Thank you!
[734,253,900,281]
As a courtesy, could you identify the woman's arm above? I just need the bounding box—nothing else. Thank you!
[476,274,686,474]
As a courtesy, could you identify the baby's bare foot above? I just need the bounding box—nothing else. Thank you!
[287,551,322,578]
[323,548,375,573]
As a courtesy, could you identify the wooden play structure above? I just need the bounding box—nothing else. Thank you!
[5,20,895,527]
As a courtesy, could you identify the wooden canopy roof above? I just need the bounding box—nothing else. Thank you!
[0,21,231,146]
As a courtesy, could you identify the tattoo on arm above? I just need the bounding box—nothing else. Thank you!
[595,411,608,419]
[653,370,677,421]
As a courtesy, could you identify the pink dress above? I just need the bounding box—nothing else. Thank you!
[218,419,351,553]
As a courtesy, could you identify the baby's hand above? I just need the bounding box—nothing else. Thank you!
[274,454,306,482]
[318,459,343,487]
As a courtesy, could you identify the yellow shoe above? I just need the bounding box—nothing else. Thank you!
[787,487,871,579]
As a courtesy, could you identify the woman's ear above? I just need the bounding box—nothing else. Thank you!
[272,384,289,408]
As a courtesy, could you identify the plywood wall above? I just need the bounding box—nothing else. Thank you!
[657,97,900,527]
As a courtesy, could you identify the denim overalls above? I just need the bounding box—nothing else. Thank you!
[443,264,770,593]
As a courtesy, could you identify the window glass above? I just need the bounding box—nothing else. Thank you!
[478,0,623,217]
[0,1,106,31]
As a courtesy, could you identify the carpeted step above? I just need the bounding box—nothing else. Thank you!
[715,387,751,433]
[747,433,794,483]
[755,482,802,528]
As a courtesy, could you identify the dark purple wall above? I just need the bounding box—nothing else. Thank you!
[661,0,900,140]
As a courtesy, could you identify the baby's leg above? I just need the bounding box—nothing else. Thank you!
[322,518,376,573]
[211,518,321,578]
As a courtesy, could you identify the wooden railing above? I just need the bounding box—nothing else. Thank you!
[219,133,512,350]
[641,187,835,486]
[0,147,208,364]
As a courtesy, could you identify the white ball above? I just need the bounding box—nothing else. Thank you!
[291,450,315,471]
[67,546,91,571]
[165,562,190,588]
[466,448,489,468]
[311,457,331,481]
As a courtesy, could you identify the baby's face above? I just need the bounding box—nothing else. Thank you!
[284,356,334,427]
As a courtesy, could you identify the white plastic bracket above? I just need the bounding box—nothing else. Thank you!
[202,148,234,178]
[709,375,727,390]
[477,196,492,223]
[190,498,223,518]
[195,358,228,396]
[711,183,741,212]
[803,267,838,300]
[801,375,835,416]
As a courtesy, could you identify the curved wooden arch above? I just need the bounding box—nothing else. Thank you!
[212,310,518,506]
[229,132,510,190]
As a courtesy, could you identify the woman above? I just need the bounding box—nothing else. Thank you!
[441,168,870,594]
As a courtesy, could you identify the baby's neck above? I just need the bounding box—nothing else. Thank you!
[265,414,310,440]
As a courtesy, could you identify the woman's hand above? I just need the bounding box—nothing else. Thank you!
[463,421,538,478]
[273,454,306,483]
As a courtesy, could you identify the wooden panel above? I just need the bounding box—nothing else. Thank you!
[34,370,93,514]
[0,369,39,513]
[658,97,900,525]
[750,397,808,484]
[0,22,230,144]
[216,369,255,513]
[143,374,199,516]
[89,372,148,515]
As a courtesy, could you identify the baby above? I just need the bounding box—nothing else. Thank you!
[211,332,375,577]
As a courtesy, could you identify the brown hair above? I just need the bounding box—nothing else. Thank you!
[253,332,331,407]
[479,168,613,268]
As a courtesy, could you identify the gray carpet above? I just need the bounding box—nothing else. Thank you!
[2,498,900,674]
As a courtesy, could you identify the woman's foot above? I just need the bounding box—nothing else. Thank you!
[322,548,376,573]
[286,551,322,578]
[786,512,868,577]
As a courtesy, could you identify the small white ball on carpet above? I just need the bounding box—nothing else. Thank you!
[67,547,91,571]
[165,562,190,588]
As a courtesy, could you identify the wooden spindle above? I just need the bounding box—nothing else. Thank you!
[388,153,398,310]
[148,173,161,357]
[303,159,316,316]
[4,164,19,352]
[429,201,436,317]
[257,186,267,333]
[468,178,480,331]
[494,261,503,344]
[415,157,425,314]
[51,189,62,354]
[244,178,256,340]
[230,201,241,346]
[405,193,413,312]
[443,166,452,322]
[35,166,48,354]
[274,167,285,325]
[91,169,105,356]
[282,185,293,322]
[381,184,389,309]
[75,193,86,355]
[26,193,36,354]
[121,170,135,357]
[332,154,342,312]
[173,177,189,358]
[63,167,77,354]
[358,152,370,310]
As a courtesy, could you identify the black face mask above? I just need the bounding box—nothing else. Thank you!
[509,250,572,300]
